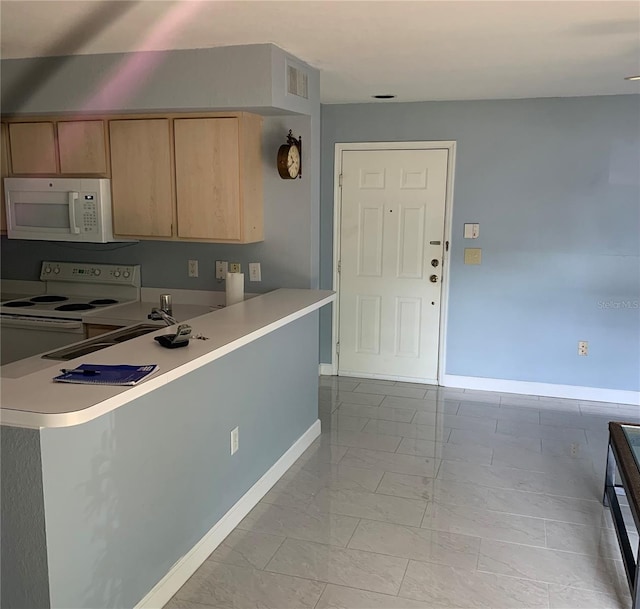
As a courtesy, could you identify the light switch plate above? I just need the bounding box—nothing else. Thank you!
[464,223,480,239]
[464,248,482,265]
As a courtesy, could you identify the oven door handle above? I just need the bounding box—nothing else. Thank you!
[68,191,80,234]
[1,317,84,331]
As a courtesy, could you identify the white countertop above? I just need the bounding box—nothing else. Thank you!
[0,289,334,429]
[0,301,218,378]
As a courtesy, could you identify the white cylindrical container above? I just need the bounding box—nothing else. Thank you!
[225,273,244,306]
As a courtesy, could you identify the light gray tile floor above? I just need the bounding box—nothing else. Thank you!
[166,376,639,609]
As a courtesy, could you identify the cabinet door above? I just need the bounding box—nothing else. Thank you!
[174,118,241,240]
[1,123,8,233]
[58,120,108,175]
[109,119,173,237]
[9,122,57,174]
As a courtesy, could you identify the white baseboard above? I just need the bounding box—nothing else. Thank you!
[338,369,438,385]
[319,363,334,376]
[443,375,640,406]
[135,419,322,609]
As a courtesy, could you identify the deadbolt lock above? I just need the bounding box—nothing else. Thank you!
[430,274,439,283]
[431,259,439,267]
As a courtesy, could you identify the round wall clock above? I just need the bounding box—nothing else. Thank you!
[277,130,302,179]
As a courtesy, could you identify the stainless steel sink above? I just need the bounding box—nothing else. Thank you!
[110,324,162,342]
[42,324,161,361]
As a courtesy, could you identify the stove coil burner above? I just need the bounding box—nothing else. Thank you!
[3,301,36,307]
[55,303,96,312]
[30,295,69,303]
[89,299,119,306]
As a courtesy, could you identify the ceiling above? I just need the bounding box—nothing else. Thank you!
[1,0,639,104]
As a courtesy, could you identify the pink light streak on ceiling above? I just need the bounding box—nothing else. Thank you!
[81,1,206,112]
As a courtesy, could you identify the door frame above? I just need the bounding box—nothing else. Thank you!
[331,141,457,384]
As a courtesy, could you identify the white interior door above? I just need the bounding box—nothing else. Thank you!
[337,148,449,383]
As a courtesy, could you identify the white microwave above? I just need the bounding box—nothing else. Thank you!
[4,177,133,243]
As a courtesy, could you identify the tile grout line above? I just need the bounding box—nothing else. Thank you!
[265,534,424,592]
[395,554,411,598]
[311,582,328,609]
[543,518,549,549]
[344,517,362,549]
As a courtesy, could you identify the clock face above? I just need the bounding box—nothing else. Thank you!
[287,145,300,178]
[277,133,302,179]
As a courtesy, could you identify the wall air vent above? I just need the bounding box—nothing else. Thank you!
[287,62,309,99]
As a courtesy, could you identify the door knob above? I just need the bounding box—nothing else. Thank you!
[431,259,439,267]
[430,274,438,283]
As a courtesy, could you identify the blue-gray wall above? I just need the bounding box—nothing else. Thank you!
[29,312,318,608]
[1,44,321,292]
[320,95,640,391]
[2,45,294,115]
[1,426,50,609]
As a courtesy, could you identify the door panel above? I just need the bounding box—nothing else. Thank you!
[398,206,425,278]
[356,295,381,354]
[395,297,421,357]
[338,149,448,383]
[358,205,384,276]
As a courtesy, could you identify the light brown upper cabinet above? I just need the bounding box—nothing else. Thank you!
[7,119,108,176]
[1,123,8,233]
[174,114,263,242]
[8,122,58,174]
[57,120,108,175]
[3,111,264,242]
[109,118,174,238]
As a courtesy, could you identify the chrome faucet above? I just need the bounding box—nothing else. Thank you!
[149,307,178,326]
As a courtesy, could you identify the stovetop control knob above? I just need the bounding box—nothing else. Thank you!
[123,270,131,279]
[93,268,101,276]
[114,270,121,278]
[44,266,52,274]
[53,267,60,274]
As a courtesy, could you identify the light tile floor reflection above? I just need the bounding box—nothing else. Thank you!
[166,377,640,609]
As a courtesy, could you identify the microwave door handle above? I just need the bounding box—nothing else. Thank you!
[68,191,80,234]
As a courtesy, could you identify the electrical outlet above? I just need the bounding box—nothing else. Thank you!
[188,260,199,278]
[249,262,261,282]
[229,263,241,273]
[215,260,228,280]
[230,426,239,455]
[578,341,588,356]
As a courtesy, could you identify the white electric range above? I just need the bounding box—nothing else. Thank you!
[1,261,141,365]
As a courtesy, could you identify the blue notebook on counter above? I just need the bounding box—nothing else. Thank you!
[53,364,159,386]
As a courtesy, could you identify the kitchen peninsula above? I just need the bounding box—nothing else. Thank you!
[1,289,334,609]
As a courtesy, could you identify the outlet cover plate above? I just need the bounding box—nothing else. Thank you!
[249,262,261,281]
[216,260,228,280]
[230,426,239,455]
